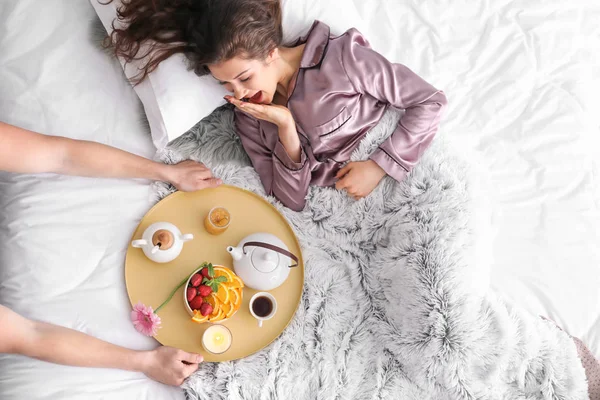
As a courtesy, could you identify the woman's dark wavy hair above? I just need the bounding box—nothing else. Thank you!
[103,0,283,84]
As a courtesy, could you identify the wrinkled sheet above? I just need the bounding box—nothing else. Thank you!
[0,1,183,399]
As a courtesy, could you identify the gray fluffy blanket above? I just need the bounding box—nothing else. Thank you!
[154,106,587,400]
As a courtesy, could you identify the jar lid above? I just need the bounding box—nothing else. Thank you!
[152,229,174,250]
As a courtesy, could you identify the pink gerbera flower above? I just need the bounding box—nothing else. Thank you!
[129,270,196,336]
[131,302,162,336]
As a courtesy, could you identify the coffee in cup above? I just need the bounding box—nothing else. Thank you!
[249,292,277,327]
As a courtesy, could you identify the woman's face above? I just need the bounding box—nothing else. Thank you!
[208,51,279,105]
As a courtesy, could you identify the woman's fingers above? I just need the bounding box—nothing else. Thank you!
[226,97,267,119]
[224,96,247,109]
[238,102,265,115]
[335,176,349,191]
[335,163,352,179]
[224,96,294,128]
[225,96,260,111]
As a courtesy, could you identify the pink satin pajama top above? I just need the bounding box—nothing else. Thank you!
[234,20,448,211]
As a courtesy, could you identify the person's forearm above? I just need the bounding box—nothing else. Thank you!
[17,318,148,371]
[0,122,172,182]
[0,122,219,192]
[57,137,172,183]
[1,306,200,386]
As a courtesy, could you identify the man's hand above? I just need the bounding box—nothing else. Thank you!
[164,160,222,192]
[335,160,386,199]
[140,347,203,386]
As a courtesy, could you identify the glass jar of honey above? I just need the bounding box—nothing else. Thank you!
[204,206,231,235]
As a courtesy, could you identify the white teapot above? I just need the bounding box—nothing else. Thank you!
[226,232,299,291]
[131,222,193,263]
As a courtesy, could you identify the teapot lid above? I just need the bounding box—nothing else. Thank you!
[250,246,280,273]
[152,229,174,250]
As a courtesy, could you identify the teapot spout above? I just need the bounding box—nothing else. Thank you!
[227,246,244,261]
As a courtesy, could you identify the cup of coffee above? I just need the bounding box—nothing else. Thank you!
[249,292,277,327]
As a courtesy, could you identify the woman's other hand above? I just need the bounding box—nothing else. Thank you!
[335,160,386,200]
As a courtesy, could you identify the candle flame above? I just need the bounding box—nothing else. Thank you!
[203,326,231,353]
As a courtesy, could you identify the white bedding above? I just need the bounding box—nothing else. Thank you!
[0,1,183,399]
[0,0,598,399]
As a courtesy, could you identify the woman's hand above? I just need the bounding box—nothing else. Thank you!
[335,160,386,199]
[227,95,302,162]
[225,96,293,128]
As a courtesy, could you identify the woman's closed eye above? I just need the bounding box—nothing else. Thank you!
[216,76,252,85]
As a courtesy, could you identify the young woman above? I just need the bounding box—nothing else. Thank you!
[109,0,447,211]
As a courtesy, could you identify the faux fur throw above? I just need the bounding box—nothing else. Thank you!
[154,106,587,400]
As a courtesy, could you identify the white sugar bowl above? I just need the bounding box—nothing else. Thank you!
[131,222,193,263]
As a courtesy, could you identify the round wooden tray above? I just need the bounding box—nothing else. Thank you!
[125,185,304,362]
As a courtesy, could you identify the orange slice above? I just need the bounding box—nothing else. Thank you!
[220,302,233,316]
[216,283,230,303]
[210,305,222,316]
[208,308,225,322]
[191,311,209,324]
[224,275,244,289]
[210,301,221,316]
[224,303,236,318]
[213,266,235,282]
[230,288,242,308]
[205,293,221,310]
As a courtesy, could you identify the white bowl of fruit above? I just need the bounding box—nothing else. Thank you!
[184,262,244,324]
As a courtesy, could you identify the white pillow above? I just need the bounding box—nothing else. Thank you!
[90,0,362,148]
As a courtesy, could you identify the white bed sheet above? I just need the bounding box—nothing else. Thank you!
[1,0,599,399]
[0,1,183,399]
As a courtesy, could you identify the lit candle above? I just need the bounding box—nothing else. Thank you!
[202,325,232,354]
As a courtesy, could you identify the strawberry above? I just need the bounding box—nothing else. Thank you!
[200,302,213,316]
[188,295,204,311]
[186,287,197,302]
[200,267,212,279]
[190,273,202,287]
[198,285,213,297]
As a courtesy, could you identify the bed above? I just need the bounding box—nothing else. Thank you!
[0,0,598,399]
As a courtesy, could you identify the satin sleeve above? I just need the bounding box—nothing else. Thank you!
[339,29,448,182]
[234,109,311,211]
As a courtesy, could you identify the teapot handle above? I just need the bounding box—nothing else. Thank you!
[243,241,299,268]
[131,239,147,248]
[180,233,194,242]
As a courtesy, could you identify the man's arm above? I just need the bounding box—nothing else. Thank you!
[0,305,202,386]
[0,122,221,191]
